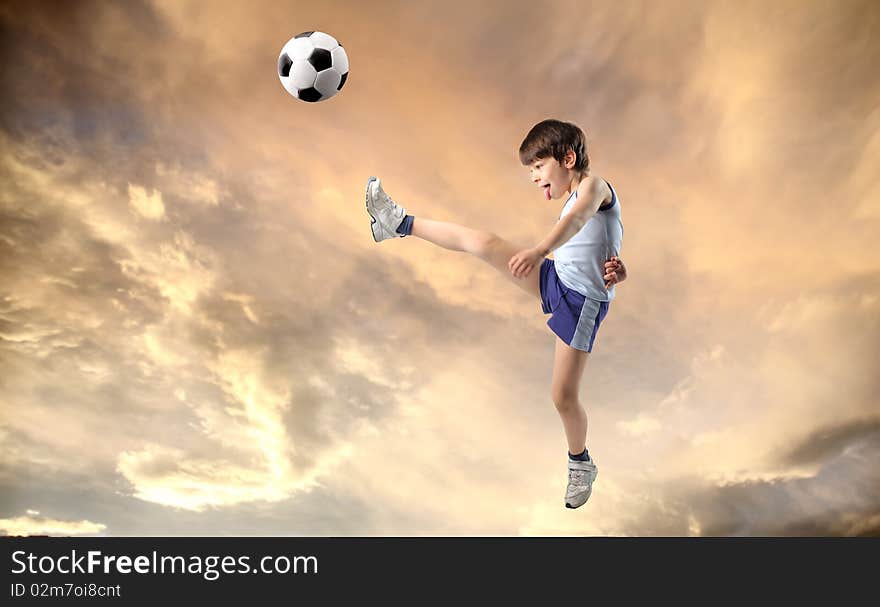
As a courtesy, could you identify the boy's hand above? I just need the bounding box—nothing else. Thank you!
[509,247,544,279]
[604,256,627,289]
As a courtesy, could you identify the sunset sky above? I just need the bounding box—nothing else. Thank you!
[1,0,878,536]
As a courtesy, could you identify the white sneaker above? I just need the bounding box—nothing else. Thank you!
[565,457,598,509]
[365,176,407,242]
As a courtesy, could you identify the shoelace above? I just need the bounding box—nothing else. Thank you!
[380,191,398,213]
[568,468,588,486]
[372,184,388,207]
[378,192,403,228]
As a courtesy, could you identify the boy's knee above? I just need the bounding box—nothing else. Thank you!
[552,389,579,410]
[472,231,501,259]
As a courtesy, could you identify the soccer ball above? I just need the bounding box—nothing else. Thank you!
[277,31,349,103]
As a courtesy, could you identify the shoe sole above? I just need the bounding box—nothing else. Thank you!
[365,176,382,243]
[565,466,598,509]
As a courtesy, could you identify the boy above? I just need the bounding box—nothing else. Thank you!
[365,119,626,509]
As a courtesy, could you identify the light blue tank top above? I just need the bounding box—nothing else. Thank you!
[553,179,623,302]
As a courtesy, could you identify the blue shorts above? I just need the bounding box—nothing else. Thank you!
[539,259,610,353]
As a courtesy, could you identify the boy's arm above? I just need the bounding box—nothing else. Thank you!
[535,176,610,256]
[508,177,612,279]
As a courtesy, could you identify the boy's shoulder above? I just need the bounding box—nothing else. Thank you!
[576,174,613,206]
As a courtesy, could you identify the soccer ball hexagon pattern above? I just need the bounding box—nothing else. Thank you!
[278,31,349,103]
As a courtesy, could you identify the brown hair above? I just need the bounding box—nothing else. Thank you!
[518,119,589,173]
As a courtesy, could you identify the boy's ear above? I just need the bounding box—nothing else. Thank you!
[564,149,576,169]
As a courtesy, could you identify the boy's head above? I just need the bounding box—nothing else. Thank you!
[519,119,589,201]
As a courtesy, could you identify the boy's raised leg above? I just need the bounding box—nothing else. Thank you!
[410,217,542,301]
[366,175,542,300]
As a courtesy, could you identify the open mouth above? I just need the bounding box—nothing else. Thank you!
[542,184,551,199]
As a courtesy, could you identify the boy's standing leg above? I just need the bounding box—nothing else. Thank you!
[551,337,590,456]
[552,336,598,509]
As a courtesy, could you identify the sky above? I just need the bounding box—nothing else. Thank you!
[1,0,878,536]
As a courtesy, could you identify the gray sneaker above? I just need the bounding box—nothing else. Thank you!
[565,457,598,509]
[365,176,407,242]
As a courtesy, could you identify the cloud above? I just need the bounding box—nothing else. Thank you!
[617,414,662,438]
[116,443,298,511]
[128,184,166,220]
[778,417,880,469]
[0,512,107,536]
[688,423,880,536]
[155,162,222,206]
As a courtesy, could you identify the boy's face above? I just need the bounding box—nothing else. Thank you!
[527,152,574,201]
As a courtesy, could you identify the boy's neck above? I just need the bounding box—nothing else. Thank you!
[564,171,590,196]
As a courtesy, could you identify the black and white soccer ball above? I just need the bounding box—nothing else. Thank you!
[277,31,349,103]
